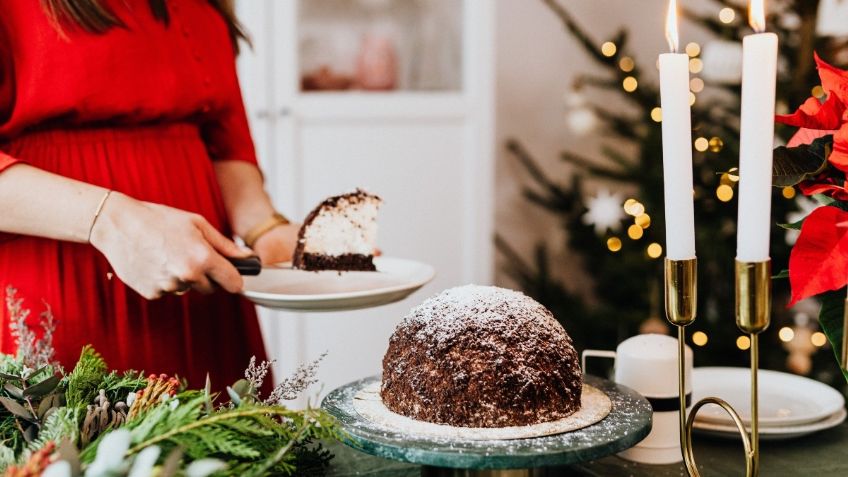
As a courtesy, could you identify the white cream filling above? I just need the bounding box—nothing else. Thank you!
[303,197,380,256]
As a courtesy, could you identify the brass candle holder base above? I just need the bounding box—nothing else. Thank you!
[664,258,770,477]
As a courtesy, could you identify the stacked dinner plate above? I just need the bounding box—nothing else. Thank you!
[691,367,846,440]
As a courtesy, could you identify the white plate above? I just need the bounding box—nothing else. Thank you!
[242,256,435,312]
[693,408,846,441]
[692,367,844,427]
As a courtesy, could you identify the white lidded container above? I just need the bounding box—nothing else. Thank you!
[583,333,692,464]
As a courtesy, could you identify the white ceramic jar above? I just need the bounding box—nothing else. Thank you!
[583,333,692,464]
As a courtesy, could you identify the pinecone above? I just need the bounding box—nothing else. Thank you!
[80,390,128,446]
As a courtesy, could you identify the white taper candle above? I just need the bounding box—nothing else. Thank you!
[660,0,696,260]
[736,1,777,262]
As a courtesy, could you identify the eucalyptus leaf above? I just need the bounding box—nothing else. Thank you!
[778,218,805,231]
[231,379,250,397]
[0,396,34,421]
[0,373,23,381]
[772,135,832,187]
[22,423,37,443]
[226,386,242,406]
[23,375,60,398]
[773,269,790,279]
[37,393,60,419]
[26,365,51,381]
[818,290,848,382]
[814,193,837,205]
[4,383,24,399]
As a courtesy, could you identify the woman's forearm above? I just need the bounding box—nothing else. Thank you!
[0,164,110,242]
[213,160,276,238]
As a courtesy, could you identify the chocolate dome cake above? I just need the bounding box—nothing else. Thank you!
[381,285,583,428]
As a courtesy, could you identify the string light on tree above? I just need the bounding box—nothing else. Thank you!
[607,237,623,252]
[689,58,704,73]
[647,242,663,258]
[602,41,617,57]
[811,332,827,347]
[651,107,663,122]
[782,186,796,199]
[692,331,708,346]
[694,137,709,152]
[623,76,638,92]
[719,7,736,23]
[620,56,635,72]
[737,335,751,350]
[623,199,645,216]
[690,77,705,93]
[627,224,644,240]
[708,136,724,152]
[778,326,795,342]
[716,184,734,202]
[685,42,701,57]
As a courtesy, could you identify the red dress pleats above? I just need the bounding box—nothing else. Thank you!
[0,124,267,389]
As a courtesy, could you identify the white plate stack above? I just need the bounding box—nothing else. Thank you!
[691,367,846,440]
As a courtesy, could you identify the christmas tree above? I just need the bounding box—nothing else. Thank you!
[498,0,848,385]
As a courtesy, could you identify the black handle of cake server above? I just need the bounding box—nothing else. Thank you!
[227,256,262,276]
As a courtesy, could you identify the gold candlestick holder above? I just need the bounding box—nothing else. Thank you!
[664,258,771,477]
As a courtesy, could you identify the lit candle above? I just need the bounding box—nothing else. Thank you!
[659,0,696,260]
[737,0,778,262]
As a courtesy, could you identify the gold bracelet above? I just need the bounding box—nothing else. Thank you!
[87,189,112,243]
[243,212,290,249]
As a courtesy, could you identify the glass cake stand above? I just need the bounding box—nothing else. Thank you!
[321,375,653,476]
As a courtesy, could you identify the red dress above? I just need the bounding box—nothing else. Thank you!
[0,0,268,388]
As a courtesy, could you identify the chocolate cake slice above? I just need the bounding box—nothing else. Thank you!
[381,285,583,428]
[292,189,382,272]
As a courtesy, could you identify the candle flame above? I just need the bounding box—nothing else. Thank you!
[665,0,679,52]
[749,0,766,32]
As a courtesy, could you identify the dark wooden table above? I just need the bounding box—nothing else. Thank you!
[326,423,848,476]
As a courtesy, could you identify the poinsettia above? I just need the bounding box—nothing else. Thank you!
[788,206,848,306]
[777,53,848,172]
[779,54,848,378]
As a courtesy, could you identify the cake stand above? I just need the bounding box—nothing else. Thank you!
[321,375,653,476]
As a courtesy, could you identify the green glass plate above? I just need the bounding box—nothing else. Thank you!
[321,375,653,470]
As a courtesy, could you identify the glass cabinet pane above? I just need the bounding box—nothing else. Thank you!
[298,0,464,92]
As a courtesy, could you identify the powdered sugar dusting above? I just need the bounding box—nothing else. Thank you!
[380,285,583,428]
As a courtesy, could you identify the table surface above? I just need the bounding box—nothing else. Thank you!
[326,422,848,476]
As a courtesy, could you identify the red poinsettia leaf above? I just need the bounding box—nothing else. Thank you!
[789,206,848,306]
[830,125,848,173]
[788,127,837,147]
[815,52,848,105]
[798,181,848,199]
[777,95,845,130]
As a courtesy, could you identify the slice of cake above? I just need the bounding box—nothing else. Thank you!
[380,285,583,428]
[292,189,382,272]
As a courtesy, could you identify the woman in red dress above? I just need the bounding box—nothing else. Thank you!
[0,0,297,388]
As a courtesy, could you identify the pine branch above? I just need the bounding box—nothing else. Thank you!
[506,139,572,205]
[559,151,632,182]
[541,0,621,66]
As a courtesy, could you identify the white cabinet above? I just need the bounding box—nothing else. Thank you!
[234,0,494,407]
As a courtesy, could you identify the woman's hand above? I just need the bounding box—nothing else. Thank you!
[251,222,300,265]
[89,192,251,300]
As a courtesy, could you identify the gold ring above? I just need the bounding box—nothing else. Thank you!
[172,281,192,296]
